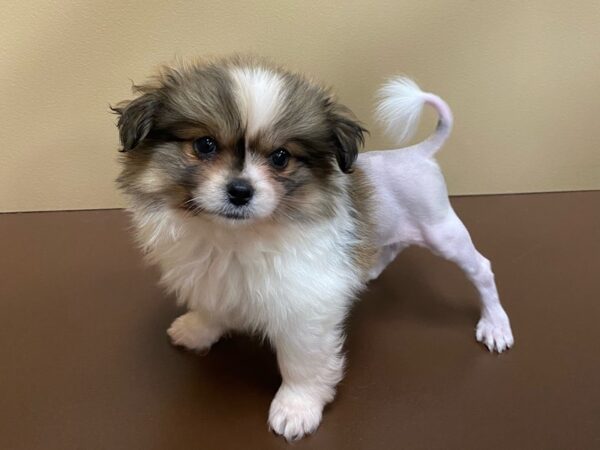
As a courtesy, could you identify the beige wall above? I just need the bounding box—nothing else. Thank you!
[1,1,599,212]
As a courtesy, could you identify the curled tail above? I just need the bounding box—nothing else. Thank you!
[375,77,453,157]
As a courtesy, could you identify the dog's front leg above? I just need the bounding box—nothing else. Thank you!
[167,310,224,354]
[268,320,345,441]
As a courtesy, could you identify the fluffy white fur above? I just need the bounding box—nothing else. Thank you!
[130,185,359,440]
[360,76,513,351]
[126,73,513,441]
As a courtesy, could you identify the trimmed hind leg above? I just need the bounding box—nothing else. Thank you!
[422,212,514,353]
[367,243,406,281]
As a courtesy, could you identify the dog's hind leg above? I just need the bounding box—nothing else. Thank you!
[367,243,407,281]
[421,211,514,353]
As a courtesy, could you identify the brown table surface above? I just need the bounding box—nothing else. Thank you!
[1,191,599,450]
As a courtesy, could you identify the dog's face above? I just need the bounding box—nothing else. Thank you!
[114,56,366,224]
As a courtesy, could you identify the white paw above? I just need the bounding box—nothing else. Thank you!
[167,312,222,353]
[268,386,324,441]
[476,312,514,353]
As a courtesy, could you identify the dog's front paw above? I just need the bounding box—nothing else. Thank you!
[268,385,323,441]
[476,311,514,353]
[167,312,222,353]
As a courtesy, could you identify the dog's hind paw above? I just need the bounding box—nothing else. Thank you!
[476,313,514,353]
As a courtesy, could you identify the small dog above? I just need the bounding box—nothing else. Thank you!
[113,56,513,441]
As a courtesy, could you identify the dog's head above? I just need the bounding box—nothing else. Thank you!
[113,56,366,224]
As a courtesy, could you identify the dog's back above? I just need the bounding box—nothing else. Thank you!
[358,77,455,248]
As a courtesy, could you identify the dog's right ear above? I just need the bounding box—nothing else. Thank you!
[328,103,367,174]
[111,92,160,152]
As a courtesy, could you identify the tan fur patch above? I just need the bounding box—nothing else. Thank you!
[348,167,378,281]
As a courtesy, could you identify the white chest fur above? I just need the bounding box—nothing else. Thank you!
[130,207,364,336]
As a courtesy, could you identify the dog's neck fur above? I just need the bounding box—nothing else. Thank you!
[127,197,364,335]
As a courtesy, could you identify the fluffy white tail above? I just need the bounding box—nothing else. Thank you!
[375,77,453,156]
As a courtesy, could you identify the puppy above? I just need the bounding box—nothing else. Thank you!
[113,56,513,441]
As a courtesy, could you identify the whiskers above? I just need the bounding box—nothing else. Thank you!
[180,197,205,218]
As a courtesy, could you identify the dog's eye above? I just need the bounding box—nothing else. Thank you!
[269,148,290,169]
[193,136,218,157]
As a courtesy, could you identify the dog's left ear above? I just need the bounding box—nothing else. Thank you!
[327,102,367,173]
[111,91,161,152]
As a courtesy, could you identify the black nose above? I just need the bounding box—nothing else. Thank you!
[226,179,254,206]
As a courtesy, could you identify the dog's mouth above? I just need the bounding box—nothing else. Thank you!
[180,198,255,221]
[216,209,251,220]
